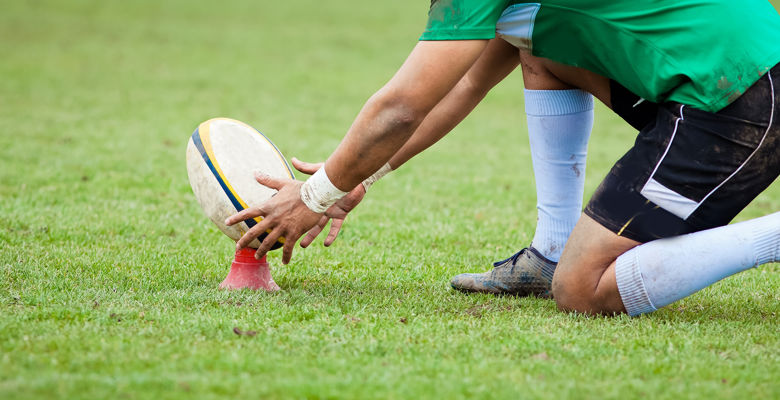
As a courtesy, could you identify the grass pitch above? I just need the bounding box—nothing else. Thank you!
[1,1,779,399]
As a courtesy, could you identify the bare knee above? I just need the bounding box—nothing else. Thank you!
[551,274,598,315]
[551,264,626,316]
[550,216,638,316]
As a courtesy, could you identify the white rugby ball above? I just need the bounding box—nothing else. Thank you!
[186,118,294,249]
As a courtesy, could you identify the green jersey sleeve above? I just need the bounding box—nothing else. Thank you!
[420,0,513,41]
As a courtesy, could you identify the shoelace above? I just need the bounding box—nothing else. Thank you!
[493,248,526,267]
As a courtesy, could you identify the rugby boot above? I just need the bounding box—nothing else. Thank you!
[450,247,556,297]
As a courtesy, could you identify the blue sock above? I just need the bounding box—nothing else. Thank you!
[616,212,780,316]
[525,89,594,262]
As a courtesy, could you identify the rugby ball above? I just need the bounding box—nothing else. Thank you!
[186,118,294,249]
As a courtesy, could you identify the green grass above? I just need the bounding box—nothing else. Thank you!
[1,1,779,399]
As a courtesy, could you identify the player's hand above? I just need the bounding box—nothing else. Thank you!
[291,157,366,248]
[225,172,322,264]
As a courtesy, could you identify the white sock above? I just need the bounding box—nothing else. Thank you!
[616,212,780,316]
[525,89,594,262]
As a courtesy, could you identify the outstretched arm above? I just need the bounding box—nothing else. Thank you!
[323,40,490,191]
[292,38,521,247]
[226,40,489,263]
[387,38,520,169]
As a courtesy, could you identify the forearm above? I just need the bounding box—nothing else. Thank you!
[319,80,478,193]
[324,90,422,190]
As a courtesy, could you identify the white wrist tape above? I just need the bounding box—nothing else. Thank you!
[361,163,392,191]
[300,167,349,213]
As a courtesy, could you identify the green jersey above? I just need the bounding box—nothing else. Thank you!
[421,0,780,112]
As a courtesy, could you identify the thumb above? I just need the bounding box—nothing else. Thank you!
[291,157,323,175]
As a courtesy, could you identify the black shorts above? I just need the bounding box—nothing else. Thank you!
[585,64,780,243]
[609,80,659,132]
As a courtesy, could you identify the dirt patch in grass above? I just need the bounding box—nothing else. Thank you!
[233,327,257,336]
